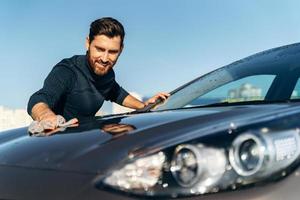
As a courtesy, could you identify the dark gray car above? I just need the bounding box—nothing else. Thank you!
[1,43,300,200]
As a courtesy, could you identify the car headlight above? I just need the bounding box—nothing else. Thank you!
[170,144,226,190]
[97,128,300,198]
[229,129,300,178]
[103,152,166,190]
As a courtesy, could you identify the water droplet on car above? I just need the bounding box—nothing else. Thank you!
[236,178,243,183]
[128,153,134,159]
[230,122,236,129]
[231,184,237,190]
[162,183,168,188]
[261,127,269,133]
[212,187,219,193]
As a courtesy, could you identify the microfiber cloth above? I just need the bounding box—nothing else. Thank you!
[28,115,77,136]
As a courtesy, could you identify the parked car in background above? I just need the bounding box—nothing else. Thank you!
[1,43,300,199]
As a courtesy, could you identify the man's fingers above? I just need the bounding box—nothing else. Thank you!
[145,92,170,105]
[41,120,57,130]
[159,92,170,97]
[148,98,156,104]
[155,92,170,101]
[157,94,167,100]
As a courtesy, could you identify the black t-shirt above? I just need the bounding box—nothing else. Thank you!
[27,55,129,120]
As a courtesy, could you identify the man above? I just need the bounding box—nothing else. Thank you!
[27,17,169,130]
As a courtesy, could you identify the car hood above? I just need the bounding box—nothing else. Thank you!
[0,103,297,174]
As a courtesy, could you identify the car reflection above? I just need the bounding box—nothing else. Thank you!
[101,123,136,138]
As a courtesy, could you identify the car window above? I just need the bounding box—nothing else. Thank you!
[185,75,275,107]
[153,43,300,112]
[291,78,300,99]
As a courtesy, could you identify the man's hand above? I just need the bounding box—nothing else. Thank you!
[39,113,60,130]
[29,115,79,136]
[30,102,78,135]
[144,92,170,106]
[40,115,79,131]
[122,92,170,110]
[31,102,61,130]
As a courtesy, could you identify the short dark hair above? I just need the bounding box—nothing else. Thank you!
[89,17,125,46]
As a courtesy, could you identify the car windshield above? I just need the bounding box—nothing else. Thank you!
[153,43,300,111]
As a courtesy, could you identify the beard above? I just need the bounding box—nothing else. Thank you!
[87,51,114,76]
[93,61,112,76]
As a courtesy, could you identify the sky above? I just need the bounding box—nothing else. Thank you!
[1,0,300,112]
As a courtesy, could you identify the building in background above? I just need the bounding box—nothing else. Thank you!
[0,106,32,132]
[228,83,262,101]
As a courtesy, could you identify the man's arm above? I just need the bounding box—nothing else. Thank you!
[122,95,145,109]
[31,102,57,121]
[122,92,170,110]
[27,65,77,130]
[101,76,170,110]
[27,65,73,116]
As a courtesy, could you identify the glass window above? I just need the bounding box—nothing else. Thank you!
[291,79,300,99]
[185,75,275,107]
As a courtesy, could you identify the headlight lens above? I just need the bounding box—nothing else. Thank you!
[229,133,266,176]
[239,139,260,171]
[229,129,300,178]
[103,152,166,190]
[171,144,226,191]
[99,129,300,198]
[171,144,200,187]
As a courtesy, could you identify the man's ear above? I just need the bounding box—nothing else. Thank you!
[85,37,90,50]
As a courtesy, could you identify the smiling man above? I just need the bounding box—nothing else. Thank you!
[27,17,169,130]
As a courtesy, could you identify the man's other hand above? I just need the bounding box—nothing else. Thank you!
[144,92,170,106]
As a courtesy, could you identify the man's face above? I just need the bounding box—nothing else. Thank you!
[86,35,123,76]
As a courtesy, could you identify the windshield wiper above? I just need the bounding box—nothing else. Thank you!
[131,97,299,114]
[190,99,294,108]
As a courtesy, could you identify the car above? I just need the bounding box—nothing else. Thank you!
[1,43,300,200]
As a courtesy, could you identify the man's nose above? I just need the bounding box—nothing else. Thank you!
[101,51,109,63]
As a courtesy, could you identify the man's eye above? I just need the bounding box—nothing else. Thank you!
[109,50,119,54]
[96,47,105,52]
